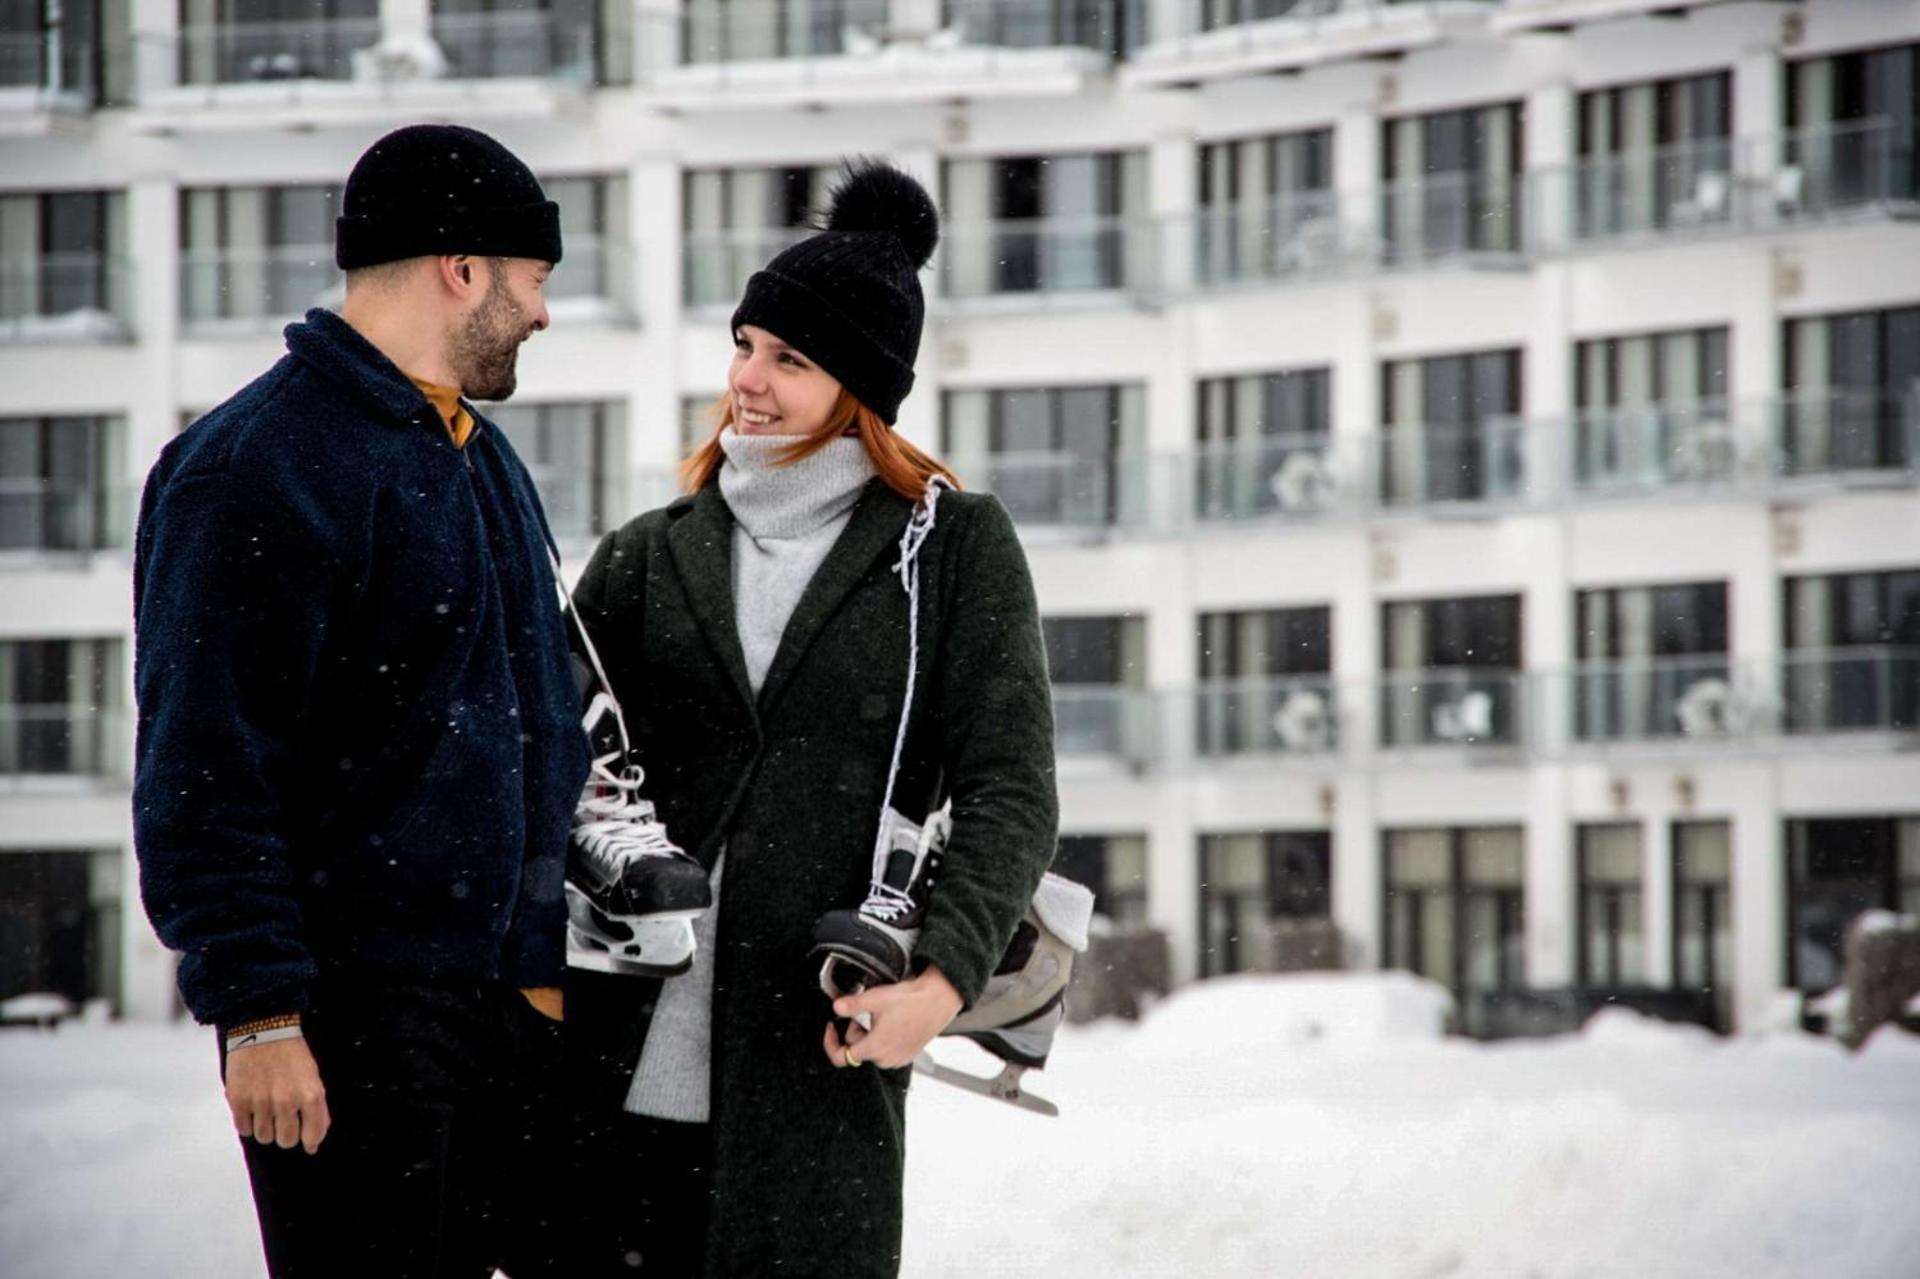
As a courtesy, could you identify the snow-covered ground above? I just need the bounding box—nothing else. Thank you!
[4,973,1918,1278]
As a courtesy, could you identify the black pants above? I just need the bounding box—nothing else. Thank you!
[570,1112,713,1278]
[229,982,567,1279]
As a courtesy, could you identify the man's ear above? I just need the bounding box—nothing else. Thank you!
[436,255,479,298]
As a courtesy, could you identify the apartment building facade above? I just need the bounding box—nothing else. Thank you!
[2,0,1916,1033]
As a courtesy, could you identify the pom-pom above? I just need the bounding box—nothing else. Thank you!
[823,159,940,270]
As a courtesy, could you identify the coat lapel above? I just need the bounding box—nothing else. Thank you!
[754,478,913,718]
[667,481,757,719]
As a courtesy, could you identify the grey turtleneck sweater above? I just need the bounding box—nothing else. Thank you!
[625,428,877,1122]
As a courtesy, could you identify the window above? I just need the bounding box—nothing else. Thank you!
[1783,569,1920,732]
[1786,817,1920,994]
[1573,581,1730,741]
[1577,824,1644,988]
[1786,42,1920,212]
[0,638,122,777]
[542,176,630,312]
[1196,128,1335,283]
[1381,594,1523,747]
[1195,607,1333,755]
[488,402,620,546]
[0,850,119,1007]
[1042,615,1147,760]
[1382,103,1524,263]
[942,152,1148,296]
[1194,367,1332,519]
[680,0,887,64]
[1383,826,1526,996]
[0,416,121,553]
[1672,819,1732,1026]
[176,0,379,83]
[1199,831,1332,977]
[179,184,342,325]
[0,190,127,334]
[1575,72,1733,239]
[3,0,110,100]
[943,384,1145,529]
[1782,305,1920,473]
[1380,349,1523,506]
[942,0,1136,56]
[1572,327,1731,490]
[682,166,831,308]
[1052,835,1148,930]
[1196,0,1327,34]
[430,0,606,80]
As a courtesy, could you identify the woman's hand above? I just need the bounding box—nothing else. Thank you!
[822,966,964,1071]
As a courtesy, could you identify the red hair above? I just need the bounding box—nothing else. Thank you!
[680,389,961,501]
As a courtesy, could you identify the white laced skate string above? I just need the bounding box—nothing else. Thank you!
[860,476,952,920]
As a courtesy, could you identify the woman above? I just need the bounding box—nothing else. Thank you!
[566,161,1059,1277]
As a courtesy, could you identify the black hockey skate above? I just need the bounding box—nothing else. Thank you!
[912,872,1093,1118]
[564,743,712,977]
[811,804,949,1000]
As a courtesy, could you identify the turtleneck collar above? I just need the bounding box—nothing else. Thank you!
[718,428,877,541]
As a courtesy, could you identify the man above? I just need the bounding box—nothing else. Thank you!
[132,123,591,1277]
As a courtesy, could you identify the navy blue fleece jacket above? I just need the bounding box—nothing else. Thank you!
[132,308,590,1028]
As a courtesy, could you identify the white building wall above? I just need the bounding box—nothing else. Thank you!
[3,0,1919,1028]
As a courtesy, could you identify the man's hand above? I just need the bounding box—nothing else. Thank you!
[822,967,964,1071]
[226,1037,330,1154]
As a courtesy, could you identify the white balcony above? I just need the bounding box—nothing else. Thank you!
[0,32,101,133]
[1494,0,1755,35]
[939,216,1162,309]
[1123,0,1493,91]
[636,0,1117,110]
[129,14,613,132]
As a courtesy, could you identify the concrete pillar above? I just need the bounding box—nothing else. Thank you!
[1526,766,1574,988]
[125,177,179,485]
[889,142,941,457]
[1728,768,1782,1032]
[1525,77,1575,254]
[384,0,431,45]
[1333,776,1380,970]
[1149,788,1199,984]
[129,0,177,95]
[1642,809,1674,987]
[1734,42,1784,190]
[1333,88,1380,260]
[627,152,685,476]
[1149,128,1196,300]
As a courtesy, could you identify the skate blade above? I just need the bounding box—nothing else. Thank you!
[911,1053,1059,1118]
[566,946,694,979]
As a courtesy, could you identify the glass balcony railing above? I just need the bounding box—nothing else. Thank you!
[1192,676,1338,757]
[0,706,125,779]
[546,235,637,320]
[963,450,1153,532]
[683,226,816,309]
[1566,400,1748,497]
[1193,190,1351,286]
[940,217,1159,300]
[1776,117,1920,224]
[1563,654,1750,744]
[0,255,133,343]
[0,483,131,556]
[1379,170,1526,267]
[179,245,341,329]
[1053,686,1155,764]
[1380,668,1525,749]
[1377,419,1530,509]
[0,31,102,102]
[1782,647,1920,736]
[430,10,604,82]
[673,0,892,65]
[942,0,1139,55]
[1558,136,1738,245]
[167,17,380,86]
[1772,388,1914,479]
[1191,432,1353,523]
[1134,0,1488,59]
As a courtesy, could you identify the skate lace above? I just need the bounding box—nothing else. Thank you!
[859,881,918,925]
[574,752,682,871]
[863,476,953,903]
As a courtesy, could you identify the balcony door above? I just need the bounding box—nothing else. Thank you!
[1381,350,1522,505]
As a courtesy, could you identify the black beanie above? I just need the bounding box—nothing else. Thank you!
[335,124,562,271]
[730,160,939,425]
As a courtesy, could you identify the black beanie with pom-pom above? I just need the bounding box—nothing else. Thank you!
[729,159,939,425]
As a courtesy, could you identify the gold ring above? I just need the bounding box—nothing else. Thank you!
[844,1046,860,1068]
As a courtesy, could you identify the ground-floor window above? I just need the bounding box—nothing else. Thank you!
[1198,831,1331,977]
[1051,834,1149,931]
[0,849,119,1008]
[1577,823,1644,988]
[1383,826,1526,996]
[1672,820,1733,1028]
[1786,816,1920,993]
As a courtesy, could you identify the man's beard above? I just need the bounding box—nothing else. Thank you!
[451,267,530,402]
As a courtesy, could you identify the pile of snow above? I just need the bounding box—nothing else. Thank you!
[5,973,1920,1278]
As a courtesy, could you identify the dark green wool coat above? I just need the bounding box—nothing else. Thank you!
[567,475,1058,1277]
